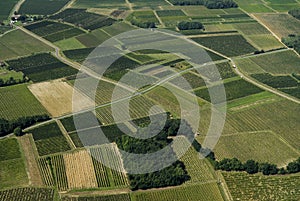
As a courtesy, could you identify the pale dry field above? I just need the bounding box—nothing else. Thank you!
[28,80,94,117]
[63,150,98,189]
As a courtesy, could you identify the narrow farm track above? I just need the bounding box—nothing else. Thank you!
[125,0,133,11]
[154,11,166,28]
[9,0,26,18]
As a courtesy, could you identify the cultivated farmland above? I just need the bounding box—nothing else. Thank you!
[19,0,69,15]
[0,0,18,22]
[0,84,48,120]
[0,187,55,201]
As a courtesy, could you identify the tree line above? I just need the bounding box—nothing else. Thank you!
[282,34,300,54]
[170,0,238,9]
[130,20,156,29]
[177,21,204,30]
[0,115,50,137]
[0,75,28,87]
[213,157,300,175]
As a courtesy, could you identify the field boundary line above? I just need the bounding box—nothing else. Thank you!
[56,119,76,150]
[269,130,300,156]
[125,0,133,11]
[260,0,279,13]
[153,10,166,28]
[216,171,233,201]
[164,0,174,6]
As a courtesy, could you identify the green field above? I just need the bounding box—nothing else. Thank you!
[0,67,24,83]
[0,84,48,120]
[54,37,86,51]
[192,35,257,57]
[0,29,53,61]
[0,188,55,201]
[73,0,128,9]
[214,131,299,165]
[130,0,169,9]
[19,0,69,15]
[62,194,131,201]
[223,172,300,200]
[0,0,18,22]
[0,138,21,161]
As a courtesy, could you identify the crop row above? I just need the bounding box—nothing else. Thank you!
[62,194,131,201]
[19,0,69,15]
[251,73,299,88]
[0,187,55,201]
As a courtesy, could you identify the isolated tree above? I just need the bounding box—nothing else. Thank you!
[244,160,259,174]
[13,127,22,137]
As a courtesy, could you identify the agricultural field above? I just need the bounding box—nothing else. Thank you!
[19,0,70,15]
[0,67,24,83]
[254,13,300,38]
[25,21,85,43]
[0,84,48,120]
[62,194,131,201]
[0,138,28,189]
[72,0,128,9]
[130,0,169,9]
[28,122,71,156]
[0,187,55,201]
[0,29,53,61]
[6,53,78,82]
[28,80,94,117]
[54,38,86,51]
[213,131,299,165]
[50,9,116,31]
[192,35,257,57]
[223,172,300,200]
[0,0,18,22]
[132,182,224,201]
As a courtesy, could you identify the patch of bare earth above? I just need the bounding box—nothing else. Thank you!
[28,80,94,117]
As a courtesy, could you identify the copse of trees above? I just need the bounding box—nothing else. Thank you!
[177,21,204,30]
[170,0,238,9]
[0,75,28,87]
[214,157,300,176]
[130,20,156,28]
[288,9,300,20]
[282,34,300,54]
[0,115,50,137]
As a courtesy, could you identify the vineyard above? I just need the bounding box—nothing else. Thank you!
[25,21,85,43]
[0,187,55,201]
[0,138,21,161]
[130,0,169,9]
[63,47,94,62]
[50,9,116,31]
[192,35,257,57]
[132,182,224,201]
[6,53,78,82]
[29,122,71,156]
[0,84,48,120]
[251,73,299,88]
[223,172,300,200]
[0,0,17,22]
[62,193,131,201]
[19,0,69,15]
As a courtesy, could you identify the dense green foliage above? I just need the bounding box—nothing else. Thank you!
[0,187,55,201]
[251,73,299,88]
[63,47,94,62]
[19,0,69,15]
[0,138,21,161]
[177,21,204,30]
[288,9,300,20]
[282,34,300,54]
[6,53,78,82]
[0,115,50,137]
[169,0,238,9]
[0,75,28,87]
[50,9,116,31]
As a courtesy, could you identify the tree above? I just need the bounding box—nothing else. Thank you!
[259,163,278,175]
[244,160,259,174]
[287,158,300,173]
[13,127,22,136]
[178,21,204,30]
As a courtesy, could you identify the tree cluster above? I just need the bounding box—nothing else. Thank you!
[177,21,204,30]
[0,115,50,137]
[171,0,238,9]
[116,118,193,190]
[215,157,300,175]
[130,20,156,28]
[0,75,28,87]
[282,34,300,54]
[288,9,300,20]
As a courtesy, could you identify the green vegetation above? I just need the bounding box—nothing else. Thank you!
[19,0,69,15]
[6,53,78,82]
[62,194,131,201]
[72,0,128,9]
[223,172,300,200]
[63,47,94,62]
[0,188,55,201]
[289,8,300,20]
[0,29,53,61]
[195,79,263,103]
[0,0,18,22]
[251,73,299,88]
[0,67,26,87]
[282,34,300,54]
[0,138,21,161]
[192,35,257,57]
[177,21,204,30]
[25,21,85,42]
[28,122,71,156]
[50,9,116,31]
[156,10,186,17]
[169,0,238,9]
[127,11,159,28]
[54,37,85,51]
[0,84,48,120]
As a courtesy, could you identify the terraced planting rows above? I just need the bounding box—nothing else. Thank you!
[50,9,116,31]
[223,172,300,200]
[29,122,71,156]
[0,84,48,120]
[19,0,69,15]
[0,187,55,201]
[6,53,78,82]
[62,194,131,201]
[25,21,85,42]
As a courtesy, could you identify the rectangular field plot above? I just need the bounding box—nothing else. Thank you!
[132,182,224,201]
[214,131,299,165]
[192,35,257,57]
[0,0,18,22]
[156,10,186,17]
[6,53,78,82]
[25,21,85,42]
[0,29,53,61]
[50,9,116,31]
[130,0,169,9]
[254,13,300,38]
[223,172,300,201]
[249,50,300,74]
[73,0,128,9]
[29,122,71,156]
[0,84,48,120]
[0,188,55,201]
[195,79,263,103]
[182,5,226,16]
[62,194,131,201]
[19,0,69,15]
[251,73,299,89]
[54,38,86,51]
[29,80,94,117]
[0,138,21,161]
